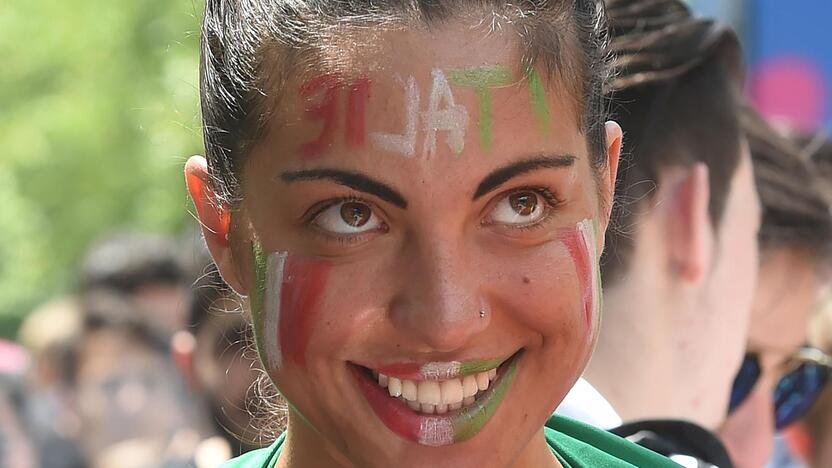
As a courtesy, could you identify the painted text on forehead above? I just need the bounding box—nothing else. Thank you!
[297,66,555,159]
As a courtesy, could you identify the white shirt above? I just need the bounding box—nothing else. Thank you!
[556,378,623,430]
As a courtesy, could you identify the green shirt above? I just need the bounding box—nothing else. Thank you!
[221,415,680,467]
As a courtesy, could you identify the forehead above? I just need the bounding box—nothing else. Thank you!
[258,24,586,168]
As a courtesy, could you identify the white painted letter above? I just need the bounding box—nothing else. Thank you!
[422,69,468,158]
[370,75,420,157]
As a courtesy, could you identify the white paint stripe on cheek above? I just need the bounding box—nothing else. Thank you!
[422,68,468,158]
[263,251,288,370]
[370,75,419,157]
[418,417,454,446]
[577,219,601,318]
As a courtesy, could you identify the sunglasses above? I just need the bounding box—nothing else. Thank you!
[728,346,832,430]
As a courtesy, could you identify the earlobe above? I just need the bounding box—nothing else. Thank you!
[666,163,712,283]
[185,156,247,294]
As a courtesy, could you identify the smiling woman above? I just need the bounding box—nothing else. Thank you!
[184,1,678,467]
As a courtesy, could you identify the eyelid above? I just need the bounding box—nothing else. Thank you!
[480,185,563,227]
[304,196,389,246]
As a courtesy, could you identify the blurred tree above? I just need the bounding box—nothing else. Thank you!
[0,0,204,336]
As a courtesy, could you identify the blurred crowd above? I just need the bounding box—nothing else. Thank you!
[2,1,832,467]
[0,233,267,467]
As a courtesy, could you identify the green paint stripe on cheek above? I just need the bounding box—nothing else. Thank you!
[527,68,552,135]
[251,242,269,367]
[452,357,518,442]
[590,219,603,313]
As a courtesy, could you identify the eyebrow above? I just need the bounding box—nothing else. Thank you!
[279,168,408,209]
[473,155,577,200]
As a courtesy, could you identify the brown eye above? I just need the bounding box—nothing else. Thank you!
[313,200,382,234]
[488,190,547,226]
[340,202,371,227]
[509,192,538,216]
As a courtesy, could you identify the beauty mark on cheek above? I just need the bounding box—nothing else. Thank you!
[251,243,332,370]
[558,219,602,328]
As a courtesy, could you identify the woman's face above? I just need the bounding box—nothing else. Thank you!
[720,248,822,467]
[203,26,620,467]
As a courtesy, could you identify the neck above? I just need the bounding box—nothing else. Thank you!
[584,282,676,424]
[511,428,563,468]
[276,411,352,468]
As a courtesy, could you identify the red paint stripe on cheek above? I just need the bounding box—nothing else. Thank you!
[559,226,593,328]
[278,256,332,367]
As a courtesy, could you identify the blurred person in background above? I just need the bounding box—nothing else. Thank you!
[761,135,832,468]
[16,297,87,468]
[719,113,832,468]
[173,266,264,456]
[801,298,832,468]
[62,291,217,467]
[559,1,759,465]
[0,341,37,468]
[79,232,191,338]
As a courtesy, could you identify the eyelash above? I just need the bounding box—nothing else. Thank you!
[487,186,564,231]
[304,195,388,245]
[303,185,564,246]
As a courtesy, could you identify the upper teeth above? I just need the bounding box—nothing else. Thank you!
[377,369,498,414]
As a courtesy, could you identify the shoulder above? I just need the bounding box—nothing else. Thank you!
[221,438,283,468]
[546,415,681,468]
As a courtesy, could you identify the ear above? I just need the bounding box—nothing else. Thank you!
[185,156,247,294]
[666,163,713,282]
[598,121,623,245]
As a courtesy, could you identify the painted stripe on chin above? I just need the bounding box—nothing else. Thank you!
[418,418,455,446]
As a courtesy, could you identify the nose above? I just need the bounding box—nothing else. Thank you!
[388,233,489,353]
[720,386,776,468]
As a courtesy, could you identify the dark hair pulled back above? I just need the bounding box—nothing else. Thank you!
[200,0,614,204]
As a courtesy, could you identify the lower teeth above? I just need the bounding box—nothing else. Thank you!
[398,392,483,414]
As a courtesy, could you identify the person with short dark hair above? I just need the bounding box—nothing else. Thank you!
[558,1,760,465]
[79,232,190,337]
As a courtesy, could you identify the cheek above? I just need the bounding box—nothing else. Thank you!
[251,245,332,371]
[490,219,601,346]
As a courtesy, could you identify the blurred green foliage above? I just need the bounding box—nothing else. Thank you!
[0,1,204,337]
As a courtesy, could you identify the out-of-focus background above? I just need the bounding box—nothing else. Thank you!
[4,0,832,337]
[0,0,203,336]
[1,0,830,466]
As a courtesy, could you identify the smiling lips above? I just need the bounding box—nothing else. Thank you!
[377,367,498,414]
[351,354,519,446]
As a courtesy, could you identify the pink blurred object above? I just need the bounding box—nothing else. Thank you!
[751,55,828,131]
[0,339,30,376]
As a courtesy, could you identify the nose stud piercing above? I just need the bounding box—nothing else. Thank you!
[479,308,486,318]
